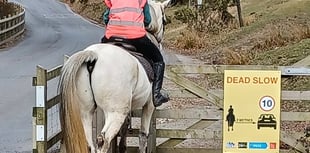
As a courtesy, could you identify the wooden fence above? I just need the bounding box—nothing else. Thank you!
[32,63,310,153]
[0,3,25,45]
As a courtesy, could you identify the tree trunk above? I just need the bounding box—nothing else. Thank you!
[235,0,244,27]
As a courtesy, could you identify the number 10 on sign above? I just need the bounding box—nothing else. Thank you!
[259,96,275,111]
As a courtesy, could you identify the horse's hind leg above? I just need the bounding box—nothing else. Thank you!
[139,100,155,153]
[97,113,129,153]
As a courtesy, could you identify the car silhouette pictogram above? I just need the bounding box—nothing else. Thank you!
[257,114,276,129]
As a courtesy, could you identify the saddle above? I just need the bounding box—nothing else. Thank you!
[105,37,155,82]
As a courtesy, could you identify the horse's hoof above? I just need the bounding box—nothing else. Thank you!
[97,135,104,149]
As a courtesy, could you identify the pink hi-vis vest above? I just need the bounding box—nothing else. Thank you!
[104,0,147,39]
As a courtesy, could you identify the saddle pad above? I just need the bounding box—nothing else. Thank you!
[106,42,155,82]
[130,51,154,82]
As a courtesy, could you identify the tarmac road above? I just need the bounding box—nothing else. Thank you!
[0,0,103,152]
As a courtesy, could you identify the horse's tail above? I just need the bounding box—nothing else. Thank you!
[58,50,98,153]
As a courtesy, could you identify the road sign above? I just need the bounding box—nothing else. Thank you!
[223,70,281,153]
[259,96,275,111]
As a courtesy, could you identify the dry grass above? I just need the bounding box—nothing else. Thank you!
[199,14,309,66]
[251,39,310,66]
[163,0,310,66]
[174,29,209,50]
[0,2,17,18]
[252,20,310,52]
[62,0,105,23]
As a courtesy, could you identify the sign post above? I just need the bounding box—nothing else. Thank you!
[223,70,281,153]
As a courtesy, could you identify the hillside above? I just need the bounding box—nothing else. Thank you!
[65,0,310,88]
[65,0,310,64]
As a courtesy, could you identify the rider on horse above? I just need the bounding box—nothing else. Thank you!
[101,0,169,107]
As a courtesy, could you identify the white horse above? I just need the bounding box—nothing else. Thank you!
[58,0,175,153]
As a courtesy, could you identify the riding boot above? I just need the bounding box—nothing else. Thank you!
[153,62,170,107]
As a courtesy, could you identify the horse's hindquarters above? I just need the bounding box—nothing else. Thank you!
[87,45,152,110]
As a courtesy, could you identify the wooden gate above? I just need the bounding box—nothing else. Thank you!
[32,61,310,153]
[162,64,310,153]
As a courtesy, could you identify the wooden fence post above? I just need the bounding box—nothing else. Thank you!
[147,112,156,153]
[32,65,48,153]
